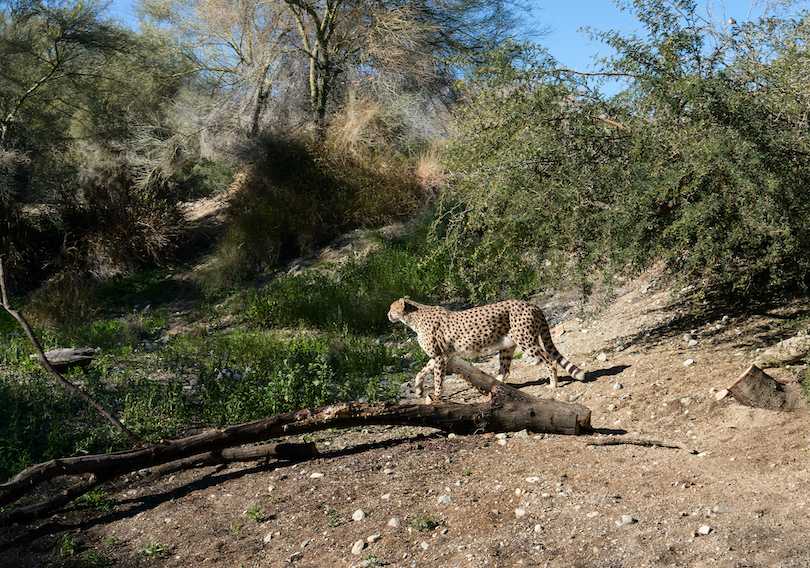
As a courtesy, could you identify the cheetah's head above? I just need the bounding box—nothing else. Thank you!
[387,296,418,324]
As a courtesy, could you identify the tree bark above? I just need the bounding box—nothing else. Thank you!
[728,364,790,411]
[29,347,96,370]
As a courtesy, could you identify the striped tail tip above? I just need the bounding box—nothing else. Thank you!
[559,358,585,382]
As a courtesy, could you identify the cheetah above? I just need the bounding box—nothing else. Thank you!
[388,297,585,401]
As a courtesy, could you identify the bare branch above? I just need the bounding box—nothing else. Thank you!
[0,258,144,447]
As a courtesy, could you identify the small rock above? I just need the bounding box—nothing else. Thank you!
[420,541,430,550]
[613,383,623,390]
[367,534,381,543]
[586,511,599,518]
[263,532,274,543]
[515,508,527,518]
[515,429,529,438]
[310,472,324,478]
[620,514,636,525]
[495,433,509,439]
[438,494,451,504]
[351,540,366,555]
[688,339,698,347]
[534,524,543,533]
[301,540,310,548]
[715,389,729,401]
[352,509,366,521]
[525,476,541,483]
[684,358,695,366]
[388,518,401,528]
[713,505,729,514]
[382,468,394,475]
[569,393,582,402]
[597,353,608,362]
[684,333,693,342]
[698,525,712,535]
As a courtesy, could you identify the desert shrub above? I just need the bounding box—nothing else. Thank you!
[196,99,431,294]
[440,6,810,301]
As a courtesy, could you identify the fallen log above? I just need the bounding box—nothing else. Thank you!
[29,347,96,370]
[0,362,591,525]
[728,364,790,411]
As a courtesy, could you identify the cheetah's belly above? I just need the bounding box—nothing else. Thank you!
[445,333,516,358]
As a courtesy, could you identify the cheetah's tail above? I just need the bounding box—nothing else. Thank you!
[556,354,586,382]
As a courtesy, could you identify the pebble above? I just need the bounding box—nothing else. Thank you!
[420,541,430,550]
[597,353,608,362]
[619,514,636,525]
[310,472,324,478]
[515,429,529,438]
[684,358,695,366]
[367,534,381,543]
[688,339,698,347]
[515,508,527,518]
[388,518,401,528]
[713,505,729,514]
[495,433,509,439]
[525,476,541,483]
[438,494,451,504]
[351,540,366,555]
[352,509,366,521]
[586,511,600,518]
[613,383,623,390]
[698,525,712,535]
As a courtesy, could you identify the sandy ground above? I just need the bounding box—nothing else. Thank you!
[2,271,810,568]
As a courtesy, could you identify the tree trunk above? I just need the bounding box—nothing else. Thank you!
[728,364,790,411]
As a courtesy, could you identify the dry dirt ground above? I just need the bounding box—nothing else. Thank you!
[3,272,810,568]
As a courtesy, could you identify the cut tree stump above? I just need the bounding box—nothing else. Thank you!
[728,364,790,411]
[29,347,96,370]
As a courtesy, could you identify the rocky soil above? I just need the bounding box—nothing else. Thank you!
[2,271,810,568]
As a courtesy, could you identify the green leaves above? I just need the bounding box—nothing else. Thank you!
[439,2,810,299]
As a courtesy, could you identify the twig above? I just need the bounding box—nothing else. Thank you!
[0,257,144,446]
[587,436,698,454]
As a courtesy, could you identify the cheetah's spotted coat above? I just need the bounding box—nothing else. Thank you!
[388,297,586,401]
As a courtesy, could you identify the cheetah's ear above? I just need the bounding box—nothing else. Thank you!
[402,297,418,313]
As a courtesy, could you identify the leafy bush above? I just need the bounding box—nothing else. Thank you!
[440,5,810,300]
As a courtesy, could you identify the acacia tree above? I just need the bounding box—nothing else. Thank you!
[138,0,532,128]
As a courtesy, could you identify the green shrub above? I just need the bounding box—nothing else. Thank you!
[245,235,449,334]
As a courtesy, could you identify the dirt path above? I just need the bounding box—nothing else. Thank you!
[2,274,809,568]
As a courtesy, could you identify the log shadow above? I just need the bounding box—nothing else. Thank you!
[0,435,430,551]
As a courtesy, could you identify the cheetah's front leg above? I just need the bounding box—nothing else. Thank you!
[496,345,516,382]
[413,359,435,398]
